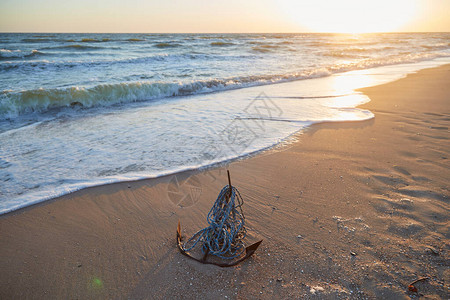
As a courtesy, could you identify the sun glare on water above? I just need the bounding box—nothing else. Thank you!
[280,0,418,33]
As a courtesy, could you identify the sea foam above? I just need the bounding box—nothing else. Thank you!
[0,32,449,214]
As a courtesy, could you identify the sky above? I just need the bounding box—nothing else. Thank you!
[1,0,449,33]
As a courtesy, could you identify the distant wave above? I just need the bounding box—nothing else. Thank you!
[0,53,187,71]
[324,47,372,58]
[323,45,445,58]
[249,41,285,47]
[252,46,273,53]
[0,49,46,60]
[66,38,145,43]
[126,38,146,42]
[325,52,365,58]
[81,38,111,42]
[32,35,56,38]
[343,47,368,53]
[22,38,53,43]
[0,48,448,73]
[42,44,106,50]
[259,44,279,49]
[22,37,96,43]
[154,42,181,48]
[422,43,450,50]
[306,41,381,47]
[199,36,219,39]
[34,37,148,43]
[249,42,287,52]
[210,42,235,46]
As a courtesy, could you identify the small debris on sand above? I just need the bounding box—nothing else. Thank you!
[310,286,324,295]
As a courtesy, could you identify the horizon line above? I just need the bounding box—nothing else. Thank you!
[1,31,450,34]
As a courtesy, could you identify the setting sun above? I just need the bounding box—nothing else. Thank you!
[279,0,419,33]
[1,0,449,33]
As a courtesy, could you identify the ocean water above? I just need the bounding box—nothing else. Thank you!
[1,33,449,214]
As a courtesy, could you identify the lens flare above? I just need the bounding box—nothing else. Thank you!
[91,277,103,289]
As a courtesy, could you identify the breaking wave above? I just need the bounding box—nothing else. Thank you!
[1,49,449,119]
[0,72,326,118]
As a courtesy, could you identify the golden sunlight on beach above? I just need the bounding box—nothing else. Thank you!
[1,0,450,297]
[280,0,418,33]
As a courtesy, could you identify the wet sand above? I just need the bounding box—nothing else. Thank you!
[0,65,449,299]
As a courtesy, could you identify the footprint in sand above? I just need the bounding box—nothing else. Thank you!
[430,126,448,130]
[372,175,408,187]
[397,188,447,202]
[398,151,417,158]
[392,165,411,176]
[387,220,424,237]
[411,175,431,182]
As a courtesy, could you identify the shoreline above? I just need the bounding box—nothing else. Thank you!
[0,60,443,217]
[1,64,449,299]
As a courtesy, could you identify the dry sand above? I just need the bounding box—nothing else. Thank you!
[1,65,449,299]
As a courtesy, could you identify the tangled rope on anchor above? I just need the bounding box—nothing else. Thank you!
[180,185,247,259]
